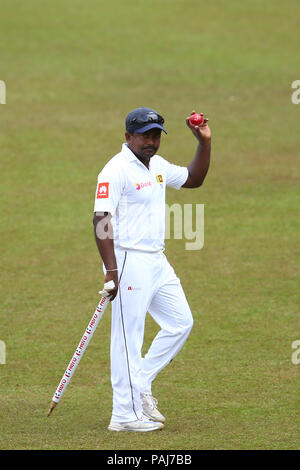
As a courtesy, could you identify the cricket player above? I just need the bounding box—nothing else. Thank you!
[93,107,211,432]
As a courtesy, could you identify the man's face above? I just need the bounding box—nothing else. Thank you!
[125,128,162,161]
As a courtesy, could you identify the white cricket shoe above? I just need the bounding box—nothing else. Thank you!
[108,415,164,432]
[141,393,166,423]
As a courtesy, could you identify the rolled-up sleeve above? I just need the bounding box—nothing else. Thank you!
[165,162,188,190]
[93,161,124,216]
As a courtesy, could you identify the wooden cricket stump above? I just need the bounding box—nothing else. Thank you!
[47,401,57,417]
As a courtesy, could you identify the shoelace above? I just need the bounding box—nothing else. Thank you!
[143,394,158,410]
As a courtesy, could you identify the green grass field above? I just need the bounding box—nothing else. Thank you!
[1,0,299,451]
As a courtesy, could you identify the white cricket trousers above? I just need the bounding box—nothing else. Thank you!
[109,248,193,423]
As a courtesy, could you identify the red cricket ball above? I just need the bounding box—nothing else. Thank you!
[189,113,204,126]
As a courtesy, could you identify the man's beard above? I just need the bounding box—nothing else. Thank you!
[139,146,157,160]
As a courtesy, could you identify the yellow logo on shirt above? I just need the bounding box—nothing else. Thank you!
[156,174,163,183]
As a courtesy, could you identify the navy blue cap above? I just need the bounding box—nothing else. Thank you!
[125,107,167,134]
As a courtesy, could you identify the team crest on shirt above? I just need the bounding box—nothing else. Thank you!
[96,182,109,198]
[156,174,163,183]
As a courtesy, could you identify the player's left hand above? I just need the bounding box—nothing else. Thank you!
[186,110,211,142]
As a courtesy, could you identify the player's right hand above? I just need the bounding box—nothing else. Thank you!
[104,271,119,301]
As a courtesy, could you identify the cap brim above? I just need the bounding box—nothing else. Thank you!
[135,123,167,134]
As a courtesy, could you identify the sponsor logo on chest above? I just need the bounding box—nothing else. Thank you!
[135,175,164,190]
[135,181,152,190]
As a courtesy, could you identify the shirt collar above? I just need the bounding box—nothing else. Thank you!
[121,143,138,162]
[121,143,153,171]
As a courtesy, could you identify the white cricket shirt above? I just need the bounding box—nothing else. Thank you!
[94,143,188,252]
